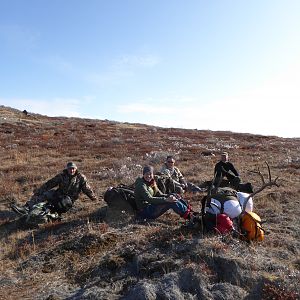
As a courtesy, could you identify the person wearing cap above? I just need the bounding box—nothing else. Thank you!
[213,152,240,188]
[134,165,198,223]
[160,155,202,194]
[11,162,97,215]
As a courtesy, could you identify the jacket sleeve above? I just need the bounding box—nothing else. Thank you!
[81,175,97,200]
[176,168,186,184]
[160,165,171,177]
[135,181,167,205]
[229,163,239,177]
[214,162,223,177]
[35,174,62,195]
[153,184,167,197]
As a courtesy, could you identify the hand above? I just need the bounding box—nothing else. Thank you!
[170,193,181,199]
[167,195,177,202]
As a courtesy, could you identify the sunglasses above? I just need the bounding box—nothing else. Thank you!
[167,161,175,163]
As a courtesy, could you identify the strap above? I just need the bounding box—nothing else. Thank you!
[207,198,223,214]
[220,201,224,214]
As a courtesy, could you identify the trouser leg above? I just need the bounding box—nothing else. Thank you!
[138,199,189,220]
[26,190,57,208]
[226,174,241,189]
[213,176,223,188]
[26,195,45,208]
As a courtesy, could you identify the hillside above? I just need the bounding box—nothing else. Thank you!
[0,105,299,300]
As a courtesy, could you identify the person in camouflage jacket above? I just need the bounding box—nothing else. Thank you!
[160,155,187,194]
[160,155,202,194]
[11,162,97,215]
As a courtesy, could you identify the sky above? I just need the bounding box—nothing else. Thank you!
[0,0,299,138]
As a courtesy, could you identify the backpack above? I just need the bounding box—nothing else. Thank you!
[215,214,234,234]
[104,185,137,211]
[205,187,242,219]
[51,195,73,214]
[25,202,60,226]
[240,211,265,241]
[210,187,237,202]
[203,212,233,234]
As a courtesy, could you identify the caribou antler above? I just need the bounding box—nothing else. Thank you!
[249,161,279,198]
[243,161,279,212]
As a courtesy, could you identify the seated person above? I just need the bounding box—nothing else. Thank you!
[134,165,197,223]
[160,155,202,194]
[213,152,240,189]
[11,162,98,215]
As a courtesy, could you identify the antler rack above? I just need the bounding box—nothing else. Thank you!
[243,161,279,213]
[248,161,279,199]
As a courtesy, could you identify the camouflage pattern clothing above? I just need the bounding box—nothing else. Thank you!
[160,164,186,185]
[160,164,187,193]
[28,169,97,207]
[159,164,203,194]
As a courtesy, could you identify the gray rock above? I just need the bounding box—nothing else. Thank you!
[210,282,248,300]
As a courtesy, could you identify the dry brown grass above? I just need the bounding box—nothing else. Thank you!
[0,105,299,299]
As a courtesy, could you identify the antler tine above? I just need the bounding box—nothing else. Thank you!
[264,161,280,187]
[249,166,265,185]
[265,161,272,182]
[265,161,280,187]
[273,176,280,187]
[247,161,279,200]
[258,166,265,185]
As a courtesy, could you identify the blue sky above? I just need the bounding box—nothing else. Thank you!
[0,1,299,138]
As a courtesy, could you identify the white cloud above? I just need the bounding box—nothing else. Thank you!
[85,69,134,86]
[118,102,170,114]
[0,98,82,117]
[36,52,160,87]
[117,96,188,114]
[1,62,298,138]
[116,66,300,138]
[117,95,197,114]
[85,53,160,86]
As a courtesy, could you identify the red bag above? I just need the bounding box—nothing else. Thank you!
[215,214,233,234]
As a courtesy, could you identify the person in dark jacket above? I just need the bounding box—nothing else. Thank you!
[213,152,240,188]
[134,165,197,223]
[11,162,97,215]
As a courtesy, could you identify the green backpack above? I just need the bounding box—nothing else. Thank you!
[25,202,60,226]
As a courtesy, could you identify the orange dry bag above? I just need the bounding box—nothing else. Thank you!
[240,211,265,241]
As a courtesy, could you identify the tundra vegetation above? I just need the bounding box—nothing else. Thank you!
[0,105,299,299]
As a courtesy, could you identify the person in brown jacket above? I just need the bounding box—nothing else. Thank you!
[11,162,97,215]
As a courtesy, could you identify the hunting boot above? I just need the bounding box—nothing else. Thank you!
[189,211,202,227]
[183,209,201,229]
[11,203,30,215]
[188,183,205,193]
